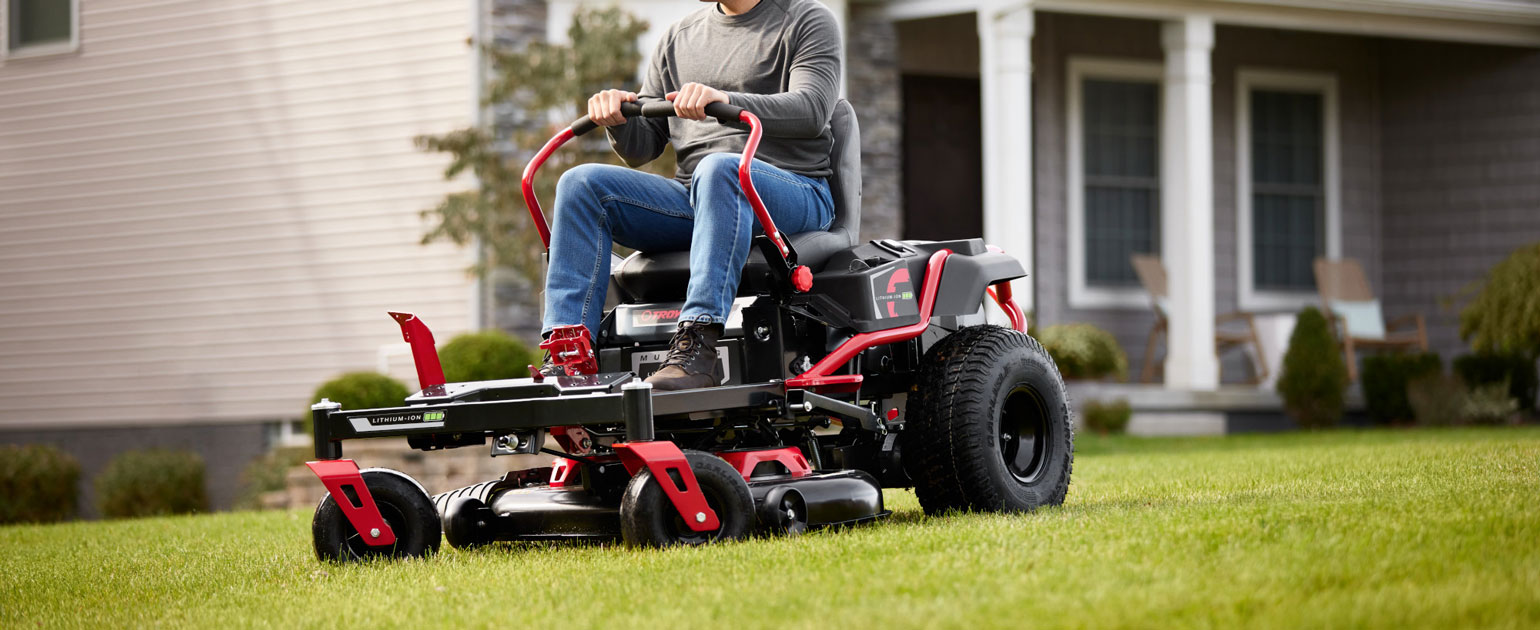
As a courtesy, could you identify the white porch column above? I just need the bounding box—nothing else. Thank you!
[1161,15,1218,390]
[978,1,1034,311]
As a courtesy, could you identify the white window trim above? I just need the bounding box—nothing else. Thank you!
[1235,68,1342,313]
[1,0,82,61]
[1066,56,1164,310]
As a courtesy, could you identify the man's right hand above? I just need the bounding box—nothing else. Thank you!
[587,89,638,127]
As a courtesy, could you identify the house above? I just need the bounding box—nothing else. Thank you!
[2,0,1537,511]
[832,0,1540,432]
[0,0,482,513]
[540,0,1540,432]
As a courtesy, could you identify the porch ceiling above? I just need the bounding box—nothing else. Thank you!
[875,0,1540,46]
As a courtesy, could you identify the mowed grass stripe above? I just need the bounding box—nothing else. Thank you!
[2,427,1537,629]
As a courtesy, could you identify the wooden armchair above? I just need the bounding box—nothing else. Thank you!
[1131,255,1269,384]
[1312,258,1429,382]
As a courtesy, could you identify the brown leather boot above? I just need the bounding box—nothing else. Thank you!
[644,319,724,391]
[533,352,566,378]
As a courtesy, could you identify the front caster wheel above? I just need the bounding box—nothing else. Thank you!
[312,469,441,562]
[619,450,754,547]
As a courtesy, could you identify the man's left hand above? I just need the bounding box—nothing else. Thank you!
[666,83,730,120]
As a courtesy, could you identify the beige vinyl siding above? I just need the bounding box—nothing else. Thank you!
[0,0,478,429]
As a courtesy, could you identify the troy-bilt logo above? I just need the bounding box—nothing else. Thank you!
[365,410,444,426]
[631,308,682,327]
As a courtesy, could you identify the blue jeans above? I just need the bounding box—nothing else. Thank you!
[543,152,834,338]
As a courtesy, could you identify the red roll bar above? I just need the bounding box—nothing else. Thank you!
[783,249,952,393]
[519,105,795,272]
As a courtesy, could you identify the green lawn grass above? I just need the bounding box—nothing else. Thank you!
[4,427,1538,629]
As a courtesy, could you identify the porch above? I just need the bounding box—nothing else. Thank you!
[850,0,1540,429]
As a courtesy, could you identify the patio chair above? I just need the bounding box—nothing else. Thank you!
[1131,254,1269,384]
[1312,258,1429,382]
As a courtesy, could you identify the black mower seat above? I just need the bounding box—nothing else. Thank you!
[612,99,862,303]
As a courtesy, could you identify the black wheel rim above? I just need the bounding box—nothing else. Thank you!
[779,492,808,535]
[339,501,406,561]
[665,486,726,545]
[998,384,1050,483]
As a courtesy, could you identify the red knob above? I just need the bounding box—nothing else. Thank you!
[791,265,813,292]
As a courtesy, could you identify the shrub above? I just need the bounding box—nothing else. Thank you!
[439,330,539,383]
[1463,380,1520,425]
[1361,353,1442,424]
[95,449,208,519]
[1082,399,1132,435]
[0,444,81,524]
[235,446,312,510]
[1407,373,1467,427]
[1036,323,1128,381]
[305,372,410,434]
[1459,242,1540,359]
[1453,353,1538,412]
[1277,307,1348,429]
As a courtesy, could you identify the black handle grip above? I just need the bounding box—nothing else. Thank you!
[571,100,747,136]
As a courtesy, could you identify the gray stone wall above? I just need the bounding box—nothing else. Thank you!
[488,0,547,50]
[1379,39,1540,360]
[846,3,904,242]
[1,422,271,518]
[488,0,550,340]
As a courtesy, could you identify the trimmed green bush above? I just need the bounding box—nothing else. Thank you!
[1454,353,1537,412]
[1277,307,1349,429]
[95,449,207,519]
[1036,323,1128,381]
[0,444,81,524]
[305,372,410,435]
[1361,352,1442,424]
[309,372,410,414]
[1407,373,1467,427]
[235,446,311,510]
[439,330,540,383]
[1082,399,1132,435]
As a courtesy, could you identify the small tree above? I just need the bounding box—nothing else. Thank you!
[416,7,666,288]
[1277,307,1349,429]
[1459,242,1540,359]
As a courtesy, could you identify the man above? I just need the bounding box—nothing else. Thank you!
[542,0,843,390]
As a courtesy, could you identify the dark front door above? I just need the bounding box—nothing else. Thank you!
[901,74,984,241]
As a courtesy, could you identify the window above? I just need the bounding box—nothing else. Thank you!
[1236,70,1340,310]
[5,0,78,58]
[1067,58,1163,308]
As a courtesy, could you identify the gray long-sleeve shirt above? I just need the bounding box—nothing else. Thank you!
[607,0,842,184]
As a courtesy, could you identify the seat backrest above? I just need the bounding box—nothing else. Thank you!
[827,99,861,246]
[1313,258,1375,304]
[1130,254,1167,300]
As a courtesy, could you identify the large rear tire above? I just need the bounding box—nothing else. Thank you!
[902,325,1073,515]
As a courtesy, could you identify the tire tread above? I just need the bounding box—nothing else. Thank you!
[902,325,1074,515]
